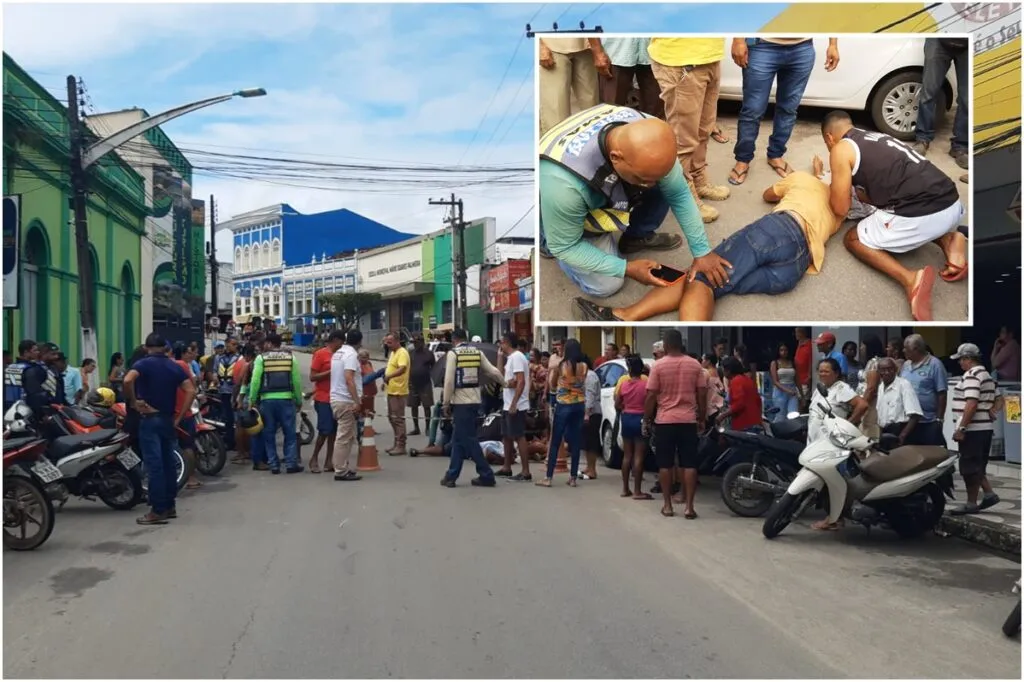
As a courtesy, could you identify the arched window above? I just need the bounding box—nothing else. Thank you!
[235,246,243,272]
[262,242,271,269]
[271,239,282,267]
[234,292,243,318]
[243,246,252,272]
[272,285,281,318]
[252,243,262,271]
[21,224,50,342]
[251,287,261,315]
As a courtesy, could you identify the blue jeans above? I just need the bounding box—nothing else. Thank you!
[694,211,810,297]
[734,39,815,163]
[260,399,299,470]
[219,393,236,450]
[445,404,495,483]
[546,402,585,479]
[771,385,799,422]
[916,38,968,150]
[541,188,670,298]
[138,414,178,515]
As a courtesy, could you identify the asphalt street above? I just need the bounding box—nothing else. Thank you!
[538,110,971,323]
[4,351,1020,679]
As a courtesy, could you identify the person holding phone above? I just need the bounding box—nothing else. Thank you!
[574,170,843,322]
[540,104,732,301]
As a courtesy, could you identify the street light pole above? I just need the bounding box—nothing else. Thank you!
[66,80,265,361]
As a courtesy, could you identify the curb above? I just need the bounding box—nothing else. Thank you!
[938,512,1021,555]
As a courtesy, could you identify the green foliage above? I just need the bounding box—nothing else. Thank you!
[317,292,382,331]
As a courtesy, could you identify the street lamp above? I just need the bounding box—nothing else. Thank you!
[68,76,266,362]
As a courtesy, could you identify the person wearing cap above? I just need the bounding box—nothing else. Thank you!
[949,343,1001,515]
[23,342,63,414]
[52,352,82,405]
[814,331,848,376]
[213,338,241,452]
[248,333,304,474]
[123,333,195,525]
[899,333,948,447]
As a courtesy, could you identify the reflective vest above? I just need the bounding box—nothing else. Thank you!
[452,344,482,389]
[41,366,59,399]
[539,103,649,232]
[3,361,29,405]
[259,350,293,394]
[217,354,239,391]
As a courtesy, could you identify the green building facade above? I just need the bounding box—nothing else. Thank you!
[3,53,146,365]
[419,219,488,339]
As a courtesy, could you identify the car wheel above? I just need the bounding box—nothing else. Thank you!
[870,70,945,141]
[601,423,623,470]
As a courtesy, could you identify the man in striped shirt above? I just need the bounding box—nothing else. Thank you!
[949,343,1000,515]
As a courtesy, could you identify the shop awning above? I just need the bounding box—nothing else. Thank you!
[373,282,433,300]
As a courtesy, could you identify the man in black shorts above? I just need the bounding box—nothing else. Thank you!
[408,335,436,436]
[496,332,533,481]
[643,329,707,518]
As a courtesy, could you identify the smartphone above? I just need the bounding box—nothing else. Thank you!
[650,265,687,283]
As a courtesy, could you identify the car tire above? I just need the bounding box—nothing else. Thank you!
[870,70,946,141]
[601,422,623,470]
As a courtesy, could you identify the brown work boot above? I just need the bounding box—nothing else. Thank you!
[694,175,730,201]
[699,203,720,223]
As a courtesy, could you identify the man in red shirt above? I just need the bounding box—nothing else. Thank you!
[593,343,618,369]
[794,327,812,409]
[718,357,763,431]
[644,329,707,519]
[308,331,345,473]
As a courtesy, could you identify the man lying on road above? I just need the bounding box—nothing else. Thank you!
[574,170,842,322]
[540,103,731,299]
[822,110,967,322]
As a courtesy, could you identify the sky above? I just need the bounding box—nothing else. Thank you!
[2,2,788,258]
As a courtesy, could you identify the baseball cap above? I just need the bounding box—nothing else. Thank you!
[814,332,837,345]
[40,342,61,353]
[215,342,226,349]
[950,343,981,360]
[471,335,482,343]
[653,341,665,352]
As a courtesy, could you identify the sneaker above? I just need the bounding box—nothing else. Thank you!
[912,140,930,156]
[440,477,456,488]
[270,468,281,475]
[618,232,682,255]
[699,203,719,223]
[285,465,305,474]
[696,182,730,202]
[471,477,496,487]
[979,493,1001,510]
[949,148,968,169]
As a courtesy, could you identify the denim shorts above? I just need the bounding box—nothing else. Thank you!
[620,412,644,440]
[315,400,337,435]
[694,211,811,298]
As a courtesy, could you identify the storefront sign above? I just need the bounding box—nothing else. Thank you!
[428,315,437,328]
[368,259,421,278]
[484,259,531,313]
[3,195,20,309]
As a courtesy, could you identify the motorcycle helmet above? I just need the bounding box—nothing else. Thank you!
[3,401,33,434]
[86,387,116,408]
[237,407,264,436]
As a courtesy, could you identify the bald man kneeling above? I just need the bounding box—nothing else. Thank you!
[539,104,730,299]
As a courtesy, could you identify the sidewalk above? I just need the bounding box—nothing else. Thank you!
[938,464,1021,555]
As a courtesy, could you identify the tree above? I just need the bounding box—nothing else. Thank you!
[317,292,382,331]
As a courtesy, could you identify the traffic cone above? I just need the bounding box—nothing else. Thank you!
[554,441,569,474]
[357,418,381,472]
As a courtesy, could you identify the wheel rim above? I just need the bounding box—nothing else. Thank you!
[728,465,776,510]
[3,479,47,547]
[882,82,920,134]
[196,436,216,469]
[601,427,613,465]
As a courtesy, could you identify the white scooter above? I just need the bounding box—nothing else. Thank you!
[4,402,144,511]
[762,385,958,540]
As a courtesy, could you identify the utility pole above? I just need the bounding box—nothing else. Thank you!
[67,75,98,362]
[207,194,219,341]
[428,193,468,331]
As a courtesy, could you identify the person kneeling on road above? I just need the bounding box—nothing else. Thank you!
[540,104,730,299]
[575,170,842,322]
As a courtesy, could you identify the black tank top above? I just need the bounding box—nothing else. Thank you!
[842,128,959,218]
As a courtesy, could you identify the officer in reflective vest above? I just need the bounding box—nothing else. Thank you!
[214,338,241,450]
[5,340,62,415]
[440,328,505,487]
[4,339,40,411]
[248,333,303,474]
[538,103,729,300]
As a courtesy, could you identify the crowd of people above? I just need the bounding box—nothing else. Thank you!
[538,36,968,322]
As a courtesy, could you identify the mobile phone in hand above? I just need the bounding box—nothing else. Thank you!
[650,265,686,283]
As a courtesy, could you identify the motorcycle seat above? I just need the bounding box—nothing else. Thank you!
[48,429,122,461]
[758,437,805,459]
[771,416,808,441]
[860,445,950,483]
[63,406,105,428]
[3,436,39,452]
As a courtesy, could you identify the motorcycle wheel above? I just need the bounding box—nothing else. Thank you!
[97,463,144,511]
[763,491,811,539]
[2,474,56,551]
[194,432,227,476]
[721,462,776,518]
[1002,599,1021,637]
[887,483,945,539]
[299,414,315,446]
[141,449,188,497]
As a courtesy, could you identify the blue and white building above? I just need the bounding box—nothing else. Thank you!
[221,203,413,325]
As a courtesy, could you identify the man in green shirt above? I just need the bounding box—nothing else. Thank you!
[540,104,731,299]
[248,333,304,474]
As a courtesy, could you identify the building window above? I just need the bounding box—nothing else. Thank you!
[262,242,271,269]
[243,246,251,272]
[271,286,280,317]
[252,243,261,271]
[441,300,453,324]
[370,309,385,330]
[235,246,243,273]
[287,300,295,319]
[271,239,281,267]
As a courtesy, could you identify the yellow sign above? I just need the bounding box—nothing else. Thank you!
[1005,395,1021,424]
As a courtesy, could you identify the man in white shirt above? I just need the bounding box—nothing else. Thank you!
[496,332,533,481]
[329,329,364,482]
[875,358,923,446]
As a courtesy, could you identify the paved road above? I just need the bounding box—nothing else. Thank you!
[538,110,970,323]
[4,352,1019,679]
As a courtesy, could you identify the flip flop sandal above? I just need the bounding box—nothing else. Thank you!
[909,266,936,322]
[621,491,633,498]
[494,469,513,478]
[186,481,203,489]
[573,298,623,322]
[566,478,578,487]
[535,479,552,488]
[712,129,730,144]
[510,472,533,482]
[683,510,698,520]
[309,464,321,473]
[660,508,675,517]
[940,261,968,282]
[767,159,793,178]
[728,166,748,186]
[633,493,654,500]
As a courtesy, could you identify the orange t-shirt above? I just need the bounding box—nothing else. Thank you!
[232,357,249,384]
[175,360,194,416]
[311,348,334,403]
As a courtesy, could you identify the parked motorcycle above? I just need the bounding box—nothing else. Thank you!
[107,404,190,492]
[715,413,808,517]
[299,392,315,446]
[1004,579,1021,637]
[3,434,59,550]
[762,385,957,539]
[189,403,227,476]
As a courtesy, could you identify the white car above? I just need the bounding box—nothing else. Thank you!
[630,37,956,141]
[593,357,655,469]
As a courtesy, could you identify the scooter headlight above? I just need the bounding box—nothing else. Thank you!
[829,430,856,449]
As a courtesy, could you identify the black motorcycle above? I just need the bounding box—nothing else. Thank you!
[715,414,808,517]
[1004,579,1021,637]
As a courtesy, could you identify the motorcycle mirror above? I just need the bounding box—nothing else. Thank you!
[786,411,801,420]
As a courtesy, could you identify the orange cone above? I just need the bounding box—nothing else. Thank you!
[554,441,569,474]
[357,418,381,472]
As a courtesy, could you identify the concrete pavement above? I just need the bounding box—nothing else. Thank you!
[538,110,970,323]
[4,351,1020,678]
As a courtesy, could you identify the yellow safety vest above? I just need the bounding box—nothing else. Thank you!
[453,345,481,389]
[259,351,293,394]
